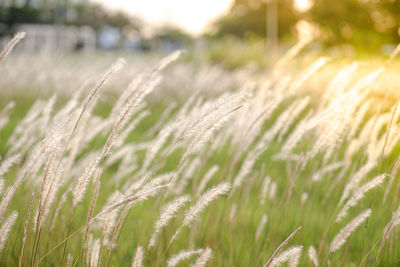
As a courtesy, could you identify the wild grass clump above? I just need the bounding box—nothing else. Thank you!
[1,32,400,266]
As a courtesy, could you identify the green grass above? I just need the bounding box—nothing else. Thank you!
[1,52,400,267]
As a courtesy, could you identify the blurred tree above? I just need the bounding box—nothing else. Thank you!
[310,0,400,48]
[0,1,141,32]
[152,26,192,43]
[215,0,298,40]
[214,0,400,50]
[151,26,192,52]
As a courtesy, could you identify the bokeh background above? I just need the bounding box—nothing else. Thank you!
[1,0,400,68]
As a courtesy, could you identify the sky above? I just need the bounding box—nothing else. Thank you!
[93,0,234,35]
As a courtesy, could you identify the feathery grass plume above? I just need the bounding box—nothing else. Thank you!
[232,120,281,194]
[196,165,219,197]
[351,67,385,94]
[33,147,59,231]
[264,226,302,267]
[148,195,190,249]
[72,155,100,207]
[312,162,344,182]
[94,185,168,221]
[345,122,375,162]
[193,247,212,267]
[0,153,21,177]
[156,50,182,71]
[103,51,181,160]
[85,88,167,251]
[288,57,327,93]
[0,101,15,131]
[104,143,137,169]
[336,174,386,222]
[37,149,64,229]
[170,183,230,243]
[131,246,143,267]
[0,116,68,223]
[86,234,94,265]
[51,185,72,230]
[279,111,315,156]
[230,91,281,159]
[308,76,370,163]
[146,102,177,136]
[174,158,201,194]
[109,72,146,121]
[167,249,203,267]
[7,99,42,147]
[183,182,230,227]
[19,193,34,265]
[378,204,400,257]
[259,99,305,146]
[0,179,4,197]
[114,110,150,148]
[269,182,277,201]
[256,214,268,241]
[40,94,57,130]
[89,238,100,267]
[329,209,371,253]
[339,161,377,205]
[66,254,73,267]
[323,63,358,105]
[181,92,245,164]
[348,99,373,139]
[102,76,161,159]
[260,176,271,205]
[301,193,308,205]
[84,181,101,251]
[232,153,257,194]
[269,246,303,267]
[142,172,173,190]
[277,97,310,142]
[383,155,400,203]
[0,32,25,63]
[182,103,242,163]
[83,57,125,114]
[56,58,125,195]
[0,211,17,250]
[308,246,318,267]
[103,202,133,264]
[229,204,237,223]
[101,202,121,248]
[123,171,153,196]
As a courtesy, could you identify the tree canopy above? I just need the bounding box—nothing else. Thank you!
[214,0,400,49]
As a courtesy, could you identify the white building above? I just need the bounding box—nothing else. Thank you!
[0,0,86,7]
[0,23,96,52]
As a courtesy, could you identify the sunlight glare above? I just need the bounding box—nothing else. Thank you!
[94,0,233,34]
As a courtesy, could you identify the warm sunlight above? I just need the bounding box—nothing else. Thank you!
[293,0,313,13]
[94,0,233,34]
[3,0,400,266]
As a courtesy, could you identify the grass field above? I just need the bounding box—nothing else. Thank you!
[1,35,400,266]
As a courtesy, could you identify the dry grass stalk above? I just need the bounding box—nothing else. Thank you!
[0,32,26,63]
[264,226,302,267]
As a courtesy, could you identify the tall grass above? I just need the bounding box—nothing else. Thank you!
[1,32,400,266]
